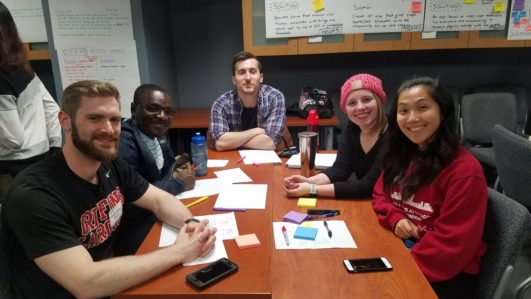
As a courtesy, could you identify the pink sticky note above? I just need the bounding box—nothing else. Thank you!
[235,233,261,249]
[521,18,529,25]
[526,25,531,31]
[411,1,422,13]
[514,23,522,29]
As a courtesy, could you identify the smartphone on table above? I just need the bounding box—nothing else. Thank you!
[343,257,392,273]
[186,258,238,289]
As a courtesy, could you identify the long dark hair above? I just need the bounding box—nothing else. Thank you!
[382,76,459,200]
[0,1,32,74]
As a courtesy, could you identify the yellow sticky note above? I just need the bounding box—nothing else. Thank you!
[464,0,475,4]
[493,2,505,12]
[297,197,317,208]
[312,0,324,12]
[301,221,313,227]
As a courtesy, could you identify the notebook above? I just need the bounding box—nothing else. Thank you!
[286,153,337,170]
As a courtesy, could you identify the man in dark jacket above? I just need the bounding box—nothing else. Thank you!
[115,84,195,255]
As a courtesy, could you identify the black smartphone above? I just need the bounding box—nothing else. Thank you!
[343,257,392,273]
[186,258,238,289]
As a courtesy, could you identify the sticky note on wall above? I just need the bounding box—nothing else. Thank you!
[312,0,324,12]
[493,2,505,12]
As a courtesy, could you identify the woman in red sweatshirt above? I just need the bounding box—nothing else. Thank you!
[372,76,487,299]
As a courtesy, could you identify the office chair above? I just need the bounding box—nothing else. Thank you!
[475,188,531,299]
[460,92,518,169]
[490,124,531,209]
[473,85,528,135]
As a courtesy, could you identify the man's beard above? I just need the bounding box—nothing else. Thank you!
[72,122,118,163]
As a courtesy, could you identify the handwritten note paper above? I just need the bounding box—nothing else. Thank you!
[49,0,134,44]
[424,0,508,31]
[56,42,140,118]
[265,0,425,37]
[4,0,47,42]
[508,0,531,40]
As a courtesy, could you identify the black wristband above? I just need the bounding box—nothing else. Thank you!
[184,218,200,224]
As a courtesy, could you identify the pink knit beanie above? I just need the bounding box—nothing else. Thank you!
[340,73,386,113]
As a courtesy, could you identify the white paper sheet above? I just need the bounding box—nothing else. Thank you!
[4,0,47,42]
[207,159,229,168]
[159,213,239,266]
[214,168,252,184]
[273,221,357,249]
[286,153,337,170]
[238,150,281,165]
[175,178,225,200]
[214,184,268,210]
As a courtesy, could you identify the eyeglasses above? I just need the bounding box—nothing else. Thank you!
[139,103,175,116]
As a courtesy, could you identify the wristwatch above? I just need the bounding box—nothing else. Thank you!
[184,218,200,224]
[309,184,317,197]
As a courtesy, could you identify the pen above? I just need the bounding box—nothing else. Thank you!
[252,162,260,167]
[236,155,246,164]
[281,225,290,246]
[185,196,209,208]
[306,212,338,220]
[324,220,332,238]
[191,162,203,172]
[307,209,340,215]
[213,207,247,212]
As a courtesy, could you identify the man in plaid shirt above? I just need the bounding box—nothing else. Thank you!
[209,51,286,151]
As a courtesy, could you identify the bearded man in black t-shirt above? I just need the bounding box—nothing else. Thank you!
[1,80,217,299]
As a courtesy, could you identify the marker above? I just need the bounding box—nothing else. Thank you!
[185,196,209,208]
[324,220,332,238]
[213,207,246,212]
[236,156,246,164]
[281,225,290,246]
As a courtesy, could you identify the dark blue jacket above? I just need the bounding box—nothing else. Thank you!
[114,118,184,256]
[119,118,184,195]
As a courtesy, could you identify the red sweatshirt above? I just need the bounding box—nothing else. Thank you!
[372,145,487,282]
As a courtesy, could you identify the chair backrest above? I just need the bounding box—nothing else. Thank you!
[447,85,462,138]
[473,85,528,134]
[461,92,518,144]
[476,188,531,299]
[490,124,531,209]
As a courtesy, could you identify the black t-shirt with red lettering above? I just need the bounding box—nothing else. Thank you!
[1,151,149,298]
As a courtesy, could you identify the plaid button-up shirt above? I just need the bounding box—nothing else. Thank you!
[209,84,286,148]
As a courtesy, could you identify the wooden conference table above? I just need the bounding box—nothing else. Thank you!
[115,150,437,299]
[170,108,340,150]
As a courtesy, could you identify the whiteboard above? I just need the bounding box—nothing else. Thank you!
[3,0,47,42]
[507,0,531,40]
[423,0,508,31]
[265,0,424,38]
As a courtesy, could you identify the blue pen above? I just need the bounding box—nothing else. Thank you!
[306,212,338,220]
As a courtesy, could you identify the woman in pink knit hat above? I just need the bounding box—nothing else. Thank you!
[284,73,388,199]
